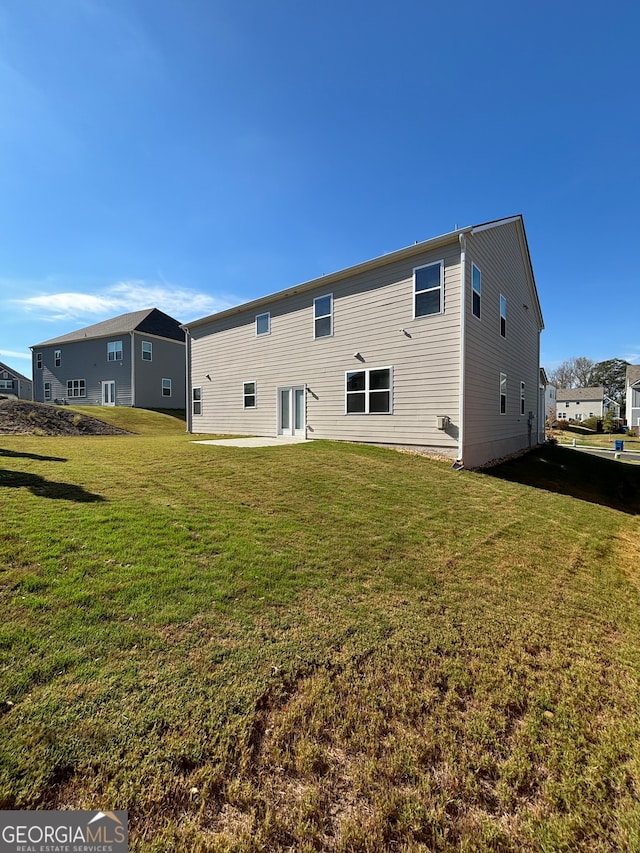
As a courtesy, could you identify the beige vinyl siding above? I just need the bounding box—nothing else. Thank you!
[189,243,462,452]
[462,221,542,467]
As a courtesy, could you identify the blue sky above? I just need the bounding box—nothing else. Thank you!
[1,0,639,377]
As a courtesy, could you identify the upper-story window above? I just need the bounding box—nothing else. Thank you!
[54,350,61,367]
[36,353,42,369]
[500,295,507,338]
[520,381,526,416]
[314,295,333,338]
[414,261,443,317]
[472,264,481,319]
[107,340,123,361]
[256,312,270,336]
[142,341,152,361]
[500,373,507,414]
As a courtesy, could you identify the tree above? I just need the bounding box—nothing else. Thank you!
[590,358,629,406]
[573,356,595,387]
[602,409,617,434]
[547,356,594,389]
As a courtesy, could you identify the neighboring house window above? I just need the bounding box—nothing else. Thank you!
[472,264,481,319]
[107,341,123,361]
[142,341,152,361]
[414,261,443,317]
[162,378,171,397]
[346,367,392,414]
[243,381,256,408]
[558,412,566,419]
[520,381,525,415]
[256,312,270,336]
[36,353,42,369]
[500,295,507,337]
[0,380,12,390]
[314,294,333,338]
[55,350,61,367]
[192,387,202,415]
[500,373,507,414]
[67,379,86,398]
[44,382,52,400]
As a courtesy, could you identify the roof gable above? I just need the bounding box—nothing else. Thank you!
[32,308,185,347]
[0,361,31,382]
[556,386,605,402]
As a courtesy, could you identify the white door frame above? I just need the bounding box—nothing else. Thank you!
[277,385,305,437]
[101,380,116,406]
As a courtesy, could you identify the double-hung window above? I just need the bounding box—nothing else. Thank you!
[44,381,52,400]
[107,340,123,361]
[192,387,202,415]
[500,295,507,338]
[162,378,171,397]
[36,353,42,369]
[414,261,443,317]
[520,381,525,416]
[500,373,507,414]
[54,350,61,367]
[142,341,152,361]
[243,381,256,408]
[346,367,392,414]
[472,264,481,319]
[256,312,270,336]
[314,295,332,338]
[67,379,86,398]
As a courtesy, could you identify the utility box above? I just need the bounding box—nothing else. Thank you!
[436,416,450,430]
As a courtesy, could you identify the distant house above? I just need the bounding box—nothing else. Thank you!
[183,215,544,468]
[540,368,556,423]
[0,361,33,401]
[556,386,620,422]
[31,309,185,409]
[625,365,640,429]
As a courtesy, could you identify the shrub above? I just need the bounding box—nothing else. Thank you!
[582,416,598,431]
[557,419,569,430]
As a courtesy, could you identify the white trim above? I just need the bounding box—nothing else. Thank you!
[313,293,333,339]
[243,380,257,409]
[413,260,444,319]
[345,365,393,415]
[255,312,270,336]
[458,235,466,462]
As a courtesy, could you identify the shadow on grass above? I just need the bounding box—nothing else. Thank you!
[0,448,67,462]
[486,444,640,515]
[0,469,105,502]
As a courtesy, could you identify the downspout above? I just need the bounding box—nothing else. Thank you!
[130,332,135,407]
[184,328,191,434]
[457,232,466,465]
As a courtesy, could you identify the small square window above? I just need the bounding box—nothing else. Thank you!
[256,312,270,336]
[162,378,171,397]
[314,295,333,338]
[243,381,256,408]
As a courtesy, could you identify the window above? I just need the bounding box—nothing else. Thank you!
[256,312,270,336]
[314,294,332,338]
[472,264,481,319]
[243,381,256,408]
[346,367,392,414]
[500,373,507,414]
[142,341,152,361]
[558,412,566,419]
[67,379,86,398]
[414,261,443,317]
[192,387,202,416]
[0,380,12,390]
[500,295,507,338]
[54,350,61,367]
[107,340,123,361]
[162,378,171,397]
[520,381,525,415]
[36,353,42,369]
[44,382,52,401]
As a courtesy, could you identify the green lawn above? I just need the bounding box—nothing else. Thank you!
[2,415,640,851]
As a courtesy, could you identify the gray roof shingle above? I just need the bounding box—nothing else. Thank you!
[32,308,184,347]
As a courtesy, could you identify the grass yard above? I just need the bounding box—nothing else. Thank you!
[554,428,640,452]
[2,412,640,851]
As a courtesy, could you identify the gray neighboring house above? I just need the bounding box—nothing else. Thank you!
[625,365,640,429]
[540,368,556,424]
[0,361,33,400]
[31,309,185,409]
[556,386,620,422]
[183,215,544,469]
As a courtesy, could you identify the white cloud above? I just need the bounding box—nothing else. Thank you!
[14,279,239,324]
[0,348,31,361]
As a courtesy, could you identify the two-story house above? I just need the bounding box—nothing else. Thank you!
[182,215,544,469]
[556,386,620,423]
[0,361,33,400]
[625,365,640,430]
[31,308,186,410]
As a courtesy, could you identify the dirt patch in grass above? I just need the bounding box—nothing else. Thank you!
[0,400,130,436]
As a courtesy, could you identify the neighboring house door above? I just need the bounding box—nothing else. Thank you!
[102,381,116,406]
[278,386,305,437]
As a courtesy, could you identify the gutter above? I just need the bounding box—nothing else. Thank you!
[457,232,466,465]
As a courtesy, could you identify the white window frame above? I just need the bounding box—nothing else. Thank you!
[256,312,270,336]
[44,381,52,401]
[520,381,525,416]
[313,294,333,338]
[345,366,393,415]
[472,264,481,319]
[107,340,123,362]
[67,379,86,398]
[500,295,507,338]
[192,387,202,416]
[36,353,42,369]
[243,381,256,409]
[142,341,152,361]
[54,350,61,367]
[0,380,12,390]
[162,378,171,397]
[500,373,507,415]
[413,260,444,318]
